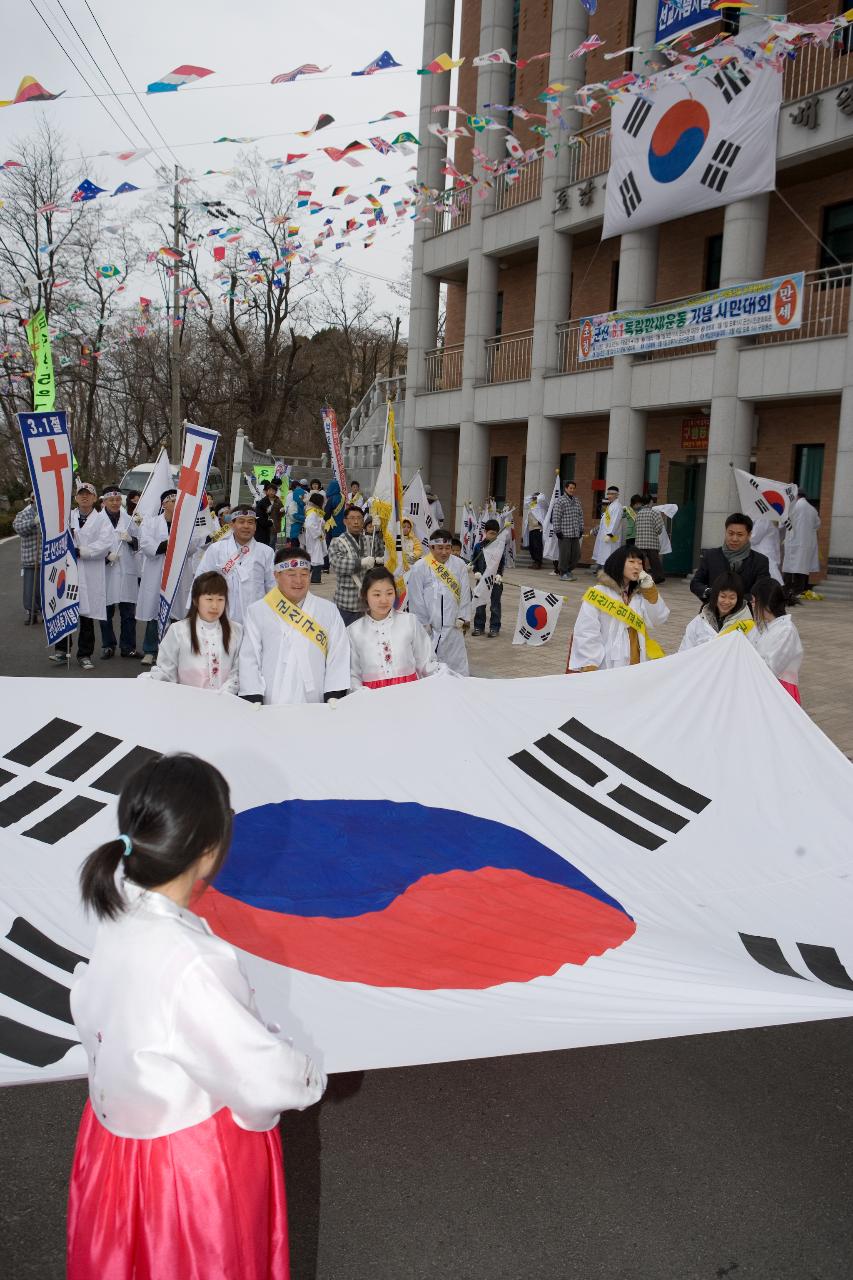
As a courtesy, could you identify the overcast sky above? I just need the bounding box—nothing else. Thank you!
[1,0,428,313]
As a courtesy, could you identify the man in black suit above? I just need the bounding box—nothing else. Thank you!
[690,512,772,602]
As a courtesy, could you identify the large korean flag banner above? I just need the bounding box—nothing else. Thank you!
[603,55,782,240]
[1,639,853,1088]
[17,410,80,647]
[734,468,798,528]
[157,423,218,636]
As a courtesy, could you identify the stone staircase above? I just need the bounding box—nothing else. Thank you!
[340,373,406,493]
[814,559,853,600]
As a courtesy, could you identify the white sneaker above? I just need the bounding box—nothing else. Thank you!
[140,653,155,667]
[77,657,94,671]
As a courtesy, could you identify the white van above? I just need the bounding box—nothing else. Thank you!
[118,463,228,508]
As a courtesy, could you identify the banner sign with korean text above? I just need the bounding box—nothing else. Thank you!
[655,0,716,44]
[158,422,218,636]
[25,311,56,413]
[321,404,348,500]
[578,274,804,362]
[17,410,79,646]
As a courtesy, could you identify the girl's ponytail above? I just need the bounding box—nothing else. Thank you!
[80,838,129,921]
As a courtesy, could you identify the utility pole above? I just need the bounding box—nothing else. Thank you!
[169,164,182,464]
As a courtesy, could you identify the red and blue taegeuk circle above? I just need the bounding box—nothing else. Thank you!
[196,800,636,990]
[762,490,787,516]
[647,100,710,184]
[525,603,549,630]
[55,570,66,599]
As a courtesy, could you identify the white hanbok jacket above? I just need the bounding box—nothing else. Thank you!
[407,553,472,676]
[69,507,113,620]
[750,516,783,584]
[570,573,669,671]
[592,500,624,566]
[302,507,327,567]
[679,602,758,651]
[103,509,140,607]
[71,881,324,1139]
[239,590,350,705]
[754,614,803,685]
[782,497,821,576]
[193,534,275,625]
[136,514,203,623]
[143,616,243,693]
[348,611,440,688]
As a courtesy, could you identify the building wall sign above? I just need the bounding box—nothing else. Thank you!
[577,273,804,362]
[681,416,710,451]
[655,0,716,45]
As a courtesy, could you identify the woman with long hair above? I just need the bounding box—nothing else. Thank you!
[67,754,325,1279]
[679,572,756,651]
[568,544,670,672]
[348,566,440,689]
[751,577,804,702]
[143,571,242,692]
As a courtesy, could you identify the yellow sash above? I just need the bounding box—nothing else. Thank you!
[583,586,665,660]
[262,588,329,656]
[720,618,755,637]
[427,554,461,604]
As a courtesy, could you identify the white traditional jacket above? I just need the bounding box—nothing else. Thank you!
[782,498,821,576]
[136,514,203,623]
[193,534,275,625]
[754,614,803,685]
[103,509,139,607]
[302,507,327,567]
[679,603,757,652]
[570,573,669,671]
[239,589,351,705]
[592,500,624,566]
[406,554,472,677]
[69,507,113,620]
[71,881,324,1139]
[348,611,440,688]
[144,617,243,693]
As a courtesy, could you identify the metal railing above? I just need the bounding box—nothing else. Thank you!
[484,329,533,383]
[783,40,853,103]
[561,126,612,191]
[494,154,544,212]
[432,190,472,236]
[755,265,852,345]
[555,322,613,374]
[341,372,407,442]
[425,344,464,392]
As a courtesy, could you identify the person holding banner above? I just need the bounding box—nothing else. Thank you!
[471,520,505,638]
[100,484,140,659]
[193,505,275,626]
[52,482,113,670]
[239,547,351,705]
[678,573,756,651]
[568,546,669,672]
[136,490,204,666]
[349,567,440,689]
[407,529,472,676]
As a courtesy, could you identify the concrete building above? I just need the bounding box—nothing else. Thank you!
[403,0,853,584]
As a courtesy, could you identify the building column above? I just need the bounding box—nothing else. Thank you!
[403,0,456,478]
[456,0,515,521]
[523,2,589,501]
[701,194,770,543]
[604,0,661,503]
[829,284,853,563]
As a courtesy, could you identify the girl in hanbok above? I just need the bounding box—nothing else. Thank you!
[751,578,804,703]
[67,753,325,1280]
[568,546,669,672]
[349,567,440,689]
[679,572,756,651]
[143,572,242,693]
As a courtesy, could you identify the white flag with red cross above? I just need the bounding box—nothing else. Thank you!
[157,423,219,636]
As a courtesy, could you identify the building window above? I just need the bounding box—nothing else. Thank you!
[507,0,521,103]
[609,260,620,311]
[704,234,723,291]
[495,291,504,338]
[794,444,824,510]
[644,450,661,499]
[560,453,576,486]
[491,456,508,506]
[820,202,853,269]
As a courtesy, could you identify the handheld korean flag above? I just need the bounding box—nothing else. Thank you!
[157,424,218,636]
[603,47,782,239]
[403,472,435,548]
[472,529,510,610]
[132,447,173,524]
[541,474,561,562]
[733,468,798,528]
[17,410,79,646]
[513,586,564,646]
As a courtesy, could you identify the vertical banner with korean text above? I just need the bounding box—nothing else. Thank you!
[17,410,79,646]
[25,311,56,413]
[158,423,219,636]
[321,404,348,500]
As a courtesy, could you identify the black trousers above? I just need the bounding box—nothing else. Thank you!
[56,616,95,658]
[784,571,809,596]
[528,528,543,567]
[558,537,580,575]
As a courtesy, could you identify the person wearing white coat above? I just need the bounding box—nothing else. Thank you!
[750,514,783,584]
[406,530,472,676]
[136,490,205,664]
[302,495,327,584]
[591,487,625,568]
[679,572,758,652]
[142,571,243,694]
[782,492,821,595]
[349,566,441,689]
[569,546,670,672]
[51,482,113,669]
[752,578,804,703]
[193,506,275,626]
[99,483,140,659]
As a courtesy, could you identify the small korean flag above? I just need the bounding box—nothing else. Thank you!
[512,586,564,647]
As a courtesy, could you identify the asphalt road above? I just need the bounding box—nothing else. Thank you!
[1,536,852,1280]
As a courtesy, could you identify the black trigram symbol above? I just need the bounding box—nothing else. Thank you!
[519,625,532,640]
[408,501,421,516]
[1,717,160,845]
[65,583,79,603]
[619,171,642,218]
[49,565,58,583]
[544,593,559,608]
[510,718,710,852]
[523,588,536,602]
[700,140,741,193]
[748,477,760,490]
[710,62,751,103]
[754,498,770,515]
[0,915,87,1067]
[740,934,853,993]
[623,98,652,138]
